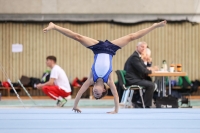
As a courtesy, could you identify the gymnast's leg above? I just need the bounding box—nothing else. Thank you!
[111,20,167,48]
[43,22,99,47]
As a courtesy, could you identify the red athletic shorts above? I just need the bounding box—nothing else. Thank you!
[42,85,71,100]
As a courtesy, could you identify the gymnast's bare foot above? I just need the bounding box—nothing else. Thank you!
[43,22,55,33]
[153,20,167,28]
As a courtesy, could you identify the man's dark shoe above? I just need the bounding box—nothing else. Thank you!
[133,102,143,108]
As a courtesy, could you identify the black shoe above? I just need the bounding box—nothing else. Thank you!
[134,102,143,108]
[145,106,151,108]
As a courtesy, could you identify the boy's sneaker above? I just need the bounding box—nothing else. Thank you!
[57,99,67,107]
[56,100,61,106]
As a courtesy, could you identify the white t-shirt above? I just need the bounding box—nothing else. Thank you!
[50,65,71,92]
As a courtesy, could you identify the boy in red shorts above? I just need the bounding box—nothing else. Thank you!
[36,56,71,107]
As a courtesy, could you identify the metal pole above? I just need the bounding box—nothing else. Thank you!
[162,76,165,97]
[123,89,130,107]
[158,78,161,97]
[7,79,25,107]
[0,61,36,106]
[168,77,171,95]
[18,80,37,105]
[139,88,145,109]
[0,65,25,107]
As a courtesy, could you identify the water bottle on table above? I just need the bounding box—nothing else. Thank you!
[162,60,168,71]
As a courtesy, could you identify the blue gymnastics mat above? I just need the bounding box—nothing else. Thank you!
[0,108,200,133]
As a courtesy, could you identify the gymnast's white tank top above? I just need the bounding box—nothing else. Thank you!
[94,53,110,77]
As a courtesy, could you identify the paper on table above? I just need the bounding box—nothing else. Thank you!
[154,71,168,73]
[155,71,182,73]
[12,44,23,53]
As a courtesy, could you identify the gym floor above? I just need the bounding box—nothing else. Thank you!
[0,96,200,133]
[0,108,200,133]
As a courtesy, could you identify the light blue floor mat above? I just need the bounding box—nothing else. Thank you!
[0,108,200,133]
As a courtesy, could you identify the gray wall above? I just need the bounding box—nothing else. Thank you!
[0,0,199,14]
[1,0,200,22]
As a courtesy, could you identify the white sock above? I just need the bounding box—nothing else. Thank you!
[58,96,64,101]
[65,95,72,100]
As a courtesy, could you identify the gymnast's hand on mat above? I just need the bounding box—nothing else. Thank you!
[153,20,167,28]
[43,22,55,33]
[107,111,118,114]
[72,107,82,113]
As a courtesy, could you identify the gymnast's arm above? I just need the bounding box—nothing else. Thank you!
[107,74,119,114]
[73,74,94,113]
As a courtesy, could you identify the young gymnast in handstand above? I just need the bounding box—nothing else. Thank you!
[43,20,167,114]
